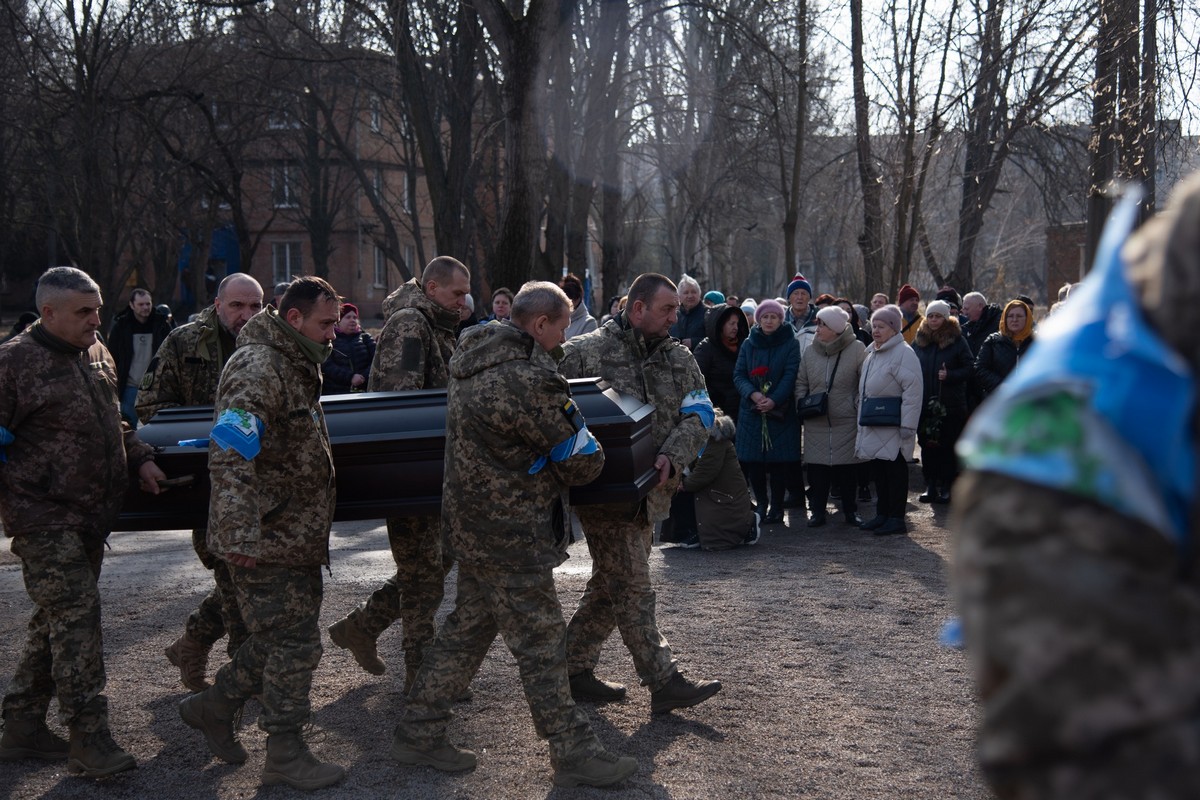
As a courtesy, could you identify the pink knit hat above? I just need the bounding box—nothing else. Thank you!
[755,298,786,323]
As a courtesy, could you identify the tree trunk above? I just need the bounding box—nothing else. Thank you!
[850,0,885,296]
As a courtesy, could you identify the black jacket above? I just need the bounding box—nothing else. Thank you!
[912,318,974,417]
[107,308,173,391]
[962,304,1003,356]
[322,329,377,395]
[974,331,1034,399]
[670,302,707,351]
[692,304,749,418]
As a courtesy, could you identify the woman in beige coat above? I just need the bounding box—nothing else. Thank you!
[855,304,923,535]
[794,305,866,527]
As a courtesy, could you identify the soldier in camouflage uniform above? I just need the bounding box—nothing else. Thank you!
[558,272,722,714]
[327,256,470,689]
[952,175,1200,799]
[136,273,264,693]
[0,267,166,777]
[177,276,344,790]
[391,282,638,788]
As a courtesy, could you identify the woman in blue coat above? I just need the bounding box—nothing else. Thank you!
[733,299,801,526]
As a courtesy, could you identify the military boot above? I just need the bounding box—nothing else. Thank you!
[553,750,639,788]
[568,670,626,703]
[0,716,69,761]
[261,732,345,790]
[390,729,476,772]
[650,672,722,715]
[164,631,212,693]
[328,616,385,675]
[66,727,136,777]
[179,689,247,764]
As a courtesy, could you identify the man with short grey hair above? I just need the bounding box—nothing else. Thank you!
[961,291,1003,357]
[0,267,166,777]
[669,274,705,350]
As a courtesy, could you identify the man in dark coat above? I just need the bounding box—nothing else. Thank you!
[960,291,1003,356]
[108,288,172,423]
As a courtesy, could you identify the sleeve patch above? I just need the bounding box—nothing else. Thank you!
[680,389,715,429]
[210,408,264,460]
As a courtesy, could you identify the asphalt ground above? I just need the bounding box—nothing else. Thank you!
[1,487,990,799]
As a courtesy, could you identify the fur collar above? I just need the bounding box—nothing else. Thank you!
[913,315,963,349]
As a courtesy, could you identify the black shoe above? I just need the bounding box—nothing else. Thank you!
[569,670,626,703]
[859,515,887,531]
[744,519,760,546]
[857,486,873,502]
[806,514,826,528]
[918,482,938,503]
[844,511,864,526]
[678,535,701,549]
[762,510,785,525]
[873,517,908,535]
[650,673,722,715]
[932,489,952,505]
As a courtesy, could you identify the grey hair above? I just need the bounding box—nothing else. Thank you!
[678,274,701,293]
[963,291,987,306]
[511,281,570,324]
[36,267,100,309]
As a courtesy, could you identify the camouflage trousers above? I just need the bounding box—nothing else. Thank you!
[396,567,603,769]
[345,515,452,683]
[185,527,248,658]
[212,564,322,735]
[2,529,110,733]
[565,508,677,691]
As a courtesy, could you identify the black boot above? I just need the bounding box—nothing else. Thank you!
[918,480,938,503]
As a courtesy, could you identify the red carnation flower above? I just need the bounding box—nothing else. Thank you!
[750,366,770,379]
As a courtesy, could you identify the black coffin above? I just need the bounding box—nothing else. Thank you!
[116,378,658,531]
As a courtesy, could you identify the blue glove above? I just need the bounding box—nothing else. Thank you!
[0,425,13,464]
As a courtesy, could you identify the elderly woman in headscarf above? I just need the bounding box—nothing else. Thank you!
[794,305,866,527]
[973,299,1035,401]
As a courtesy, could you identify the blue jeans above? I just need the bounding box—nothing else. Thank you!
[120,385,137,425]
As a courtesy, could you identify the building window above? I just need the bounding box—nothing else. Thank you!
[373,167,384,198]
[400,170,411,214]
[267,93,299,129]
[369,94,381,132]
[273,241,302,285]
[404,244,415,280]
[373,246,388,289]
[272,165,298,208]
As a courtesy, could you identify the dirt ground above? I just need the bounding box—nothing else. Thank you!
[0,481,991,799]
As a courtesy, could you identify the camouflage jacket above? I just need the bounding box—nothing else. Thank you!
[136,305,231,424]
[560,312,710,522]
[444,322,604,579]
[0,323,155,538]
[207,309,335,566]
[368,278,460,391]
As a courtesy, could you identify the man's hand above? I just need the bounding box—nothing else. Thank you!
[351,373,366,388]
[137,460,167,494]
[226,553,257,568]
[654,454,672,486]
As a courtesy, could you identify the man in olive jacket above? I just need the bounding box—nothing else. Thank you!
[177,276,343,791]
[558,272,722,714]
[136,273,264,693]
[0,267,165,778]
[327,256,470,689]
[391,282,637,788]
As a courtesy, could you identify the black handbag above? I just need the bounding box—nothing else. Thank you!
[859,396,902,426]
[798,352,842,420]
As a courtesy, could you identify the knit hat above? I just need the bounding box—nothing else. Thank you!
[704,290,725,305]
[340,302,359,317]
[924,299,952,319]
[897,284,920,304]
[934,286,962,308]
[816,304,850,332]
[740,298,757,316]
[871,304,904,334]
[786,276,813,301]
[755,298,786,322]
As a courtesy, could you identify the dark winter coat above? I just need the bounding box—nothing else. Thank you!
[962,303,1004,356]
[911,316,974,417]
[669,301,707,350]
[108,308,173,391]
[733,322,801,463]
[692,304,749,418]
[974,331,1035,399]
[322,329,377,395]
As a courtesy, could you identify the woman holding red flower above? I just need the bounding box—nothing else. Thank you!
[732,299,801,525]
